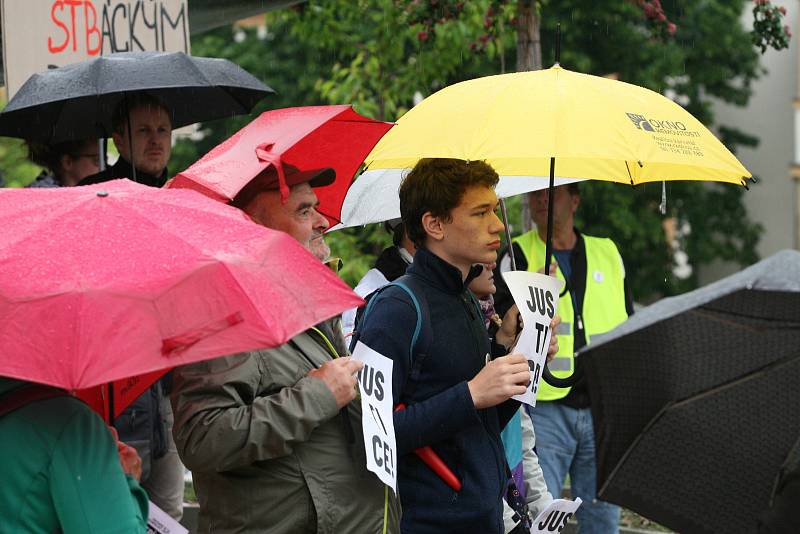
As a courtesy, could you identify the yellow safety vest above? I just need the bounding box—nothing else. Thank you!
[512,230,628,401]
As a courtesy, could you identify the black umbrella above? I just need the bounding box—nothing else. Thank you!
[0,51,274,144]
[579,250,800,534]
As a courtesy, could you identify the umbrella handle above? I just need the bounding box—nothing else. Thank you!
[394,403,462,491]
[542,364,583,388]
[541,156,577,388]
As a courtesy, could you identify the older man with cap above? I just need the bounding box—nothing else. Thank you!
[170,163,401,534]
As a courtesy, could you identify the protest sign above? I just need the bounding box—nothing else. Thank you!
[501,271,565,406]
[147,501,187,534]
[351,341,397,492]
[532,498,582,533]
[1,0,190,98]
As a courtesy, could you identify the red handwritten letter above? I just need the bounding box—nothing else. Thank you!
[65,0,82,52]
[48,1,70,53]
[84,1,100,55]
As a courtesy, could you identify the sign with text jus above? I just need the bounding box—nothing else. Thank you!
[501,271,564,407]
[351,341,397,492]
[532,498,583,533]
[1,0,190,98]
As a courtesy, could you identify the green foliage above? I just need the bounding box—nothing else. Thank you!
[169,12,332,175]
[0,100,49,188]
[300,0,506,120]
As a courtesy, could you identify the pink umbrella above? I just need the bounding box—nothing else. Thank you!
[168,105,393,225]
[0,180,362,417]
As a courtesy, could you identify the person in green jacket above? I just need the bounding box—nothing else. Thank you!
[0,377,149,533]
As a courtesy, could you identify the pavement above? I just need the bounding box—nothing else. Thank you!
[179,503,667,534]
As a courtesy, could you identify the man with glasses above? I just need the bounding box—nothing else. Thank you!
[25,139,99,188]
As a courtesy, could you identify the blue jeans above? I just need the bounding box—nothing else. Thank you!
[530,402,620,534]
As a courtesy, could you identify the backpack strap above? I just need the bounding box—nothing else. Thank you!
[0,384,67,419]
[390,279,426,361]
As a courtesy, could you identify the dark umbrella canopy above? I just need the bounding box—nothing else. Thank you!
[0,51,274,143]
[580,250,800,534]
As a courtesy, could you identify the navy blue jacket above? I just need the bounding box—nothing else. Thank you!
[358,247,518,533]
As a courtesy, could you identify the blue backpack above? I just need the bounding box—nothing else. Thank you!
[350,274,432,402]
[351,274,482,402]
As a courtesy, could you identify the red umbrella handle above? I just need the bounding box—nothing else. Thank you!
[394,403,462,491]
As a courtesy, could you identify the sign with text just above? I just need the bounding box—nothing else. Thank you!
[1,0,189,98]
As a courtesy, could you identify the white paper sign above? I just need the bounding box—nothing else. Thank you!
[501,271,565,406]
[532,498,582,533]
[147,501,188,534]
[351,341,397,492]
[1,0,190,99]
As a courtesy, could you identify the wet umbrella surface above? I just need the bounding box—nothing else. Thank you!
[0,180,362,418]
[580,250,800,534]
[0,51,274,144]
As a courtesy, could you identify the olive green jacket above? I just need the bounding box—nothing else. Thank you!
[171,330,400,534]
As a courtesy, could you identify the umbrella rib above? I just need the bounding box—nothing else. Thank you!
[184,58,249,115]
[690,308,800,332]
[672,351,800,410]
[601,350,800,497]
[625,161,634,186]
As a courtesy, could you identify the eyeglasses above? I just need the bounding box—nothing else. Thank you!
[71,154,101,166]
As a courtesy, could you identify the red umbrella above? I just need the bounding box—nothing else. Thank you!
[77,370,167,421]
[0,180,363,418]
[168,105,394,225]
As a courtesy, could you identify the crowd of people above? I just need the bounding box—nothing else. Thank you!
[0,96,634,534]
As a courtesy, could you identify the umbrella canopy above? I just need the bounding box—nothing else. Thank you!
[331,167,582,230]
[169,105,393,226]
[0,51,274,144]
[0,180,362,397]
[579,250,800,533]
[351,64,752,390]
[337,65,750,229]
[364,65,750,186]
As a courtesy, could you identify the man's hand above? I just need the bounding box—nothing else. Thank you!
[468,353,530,409]
[109,427,143,481]
[547,315,561,363]
[307,357,364,408]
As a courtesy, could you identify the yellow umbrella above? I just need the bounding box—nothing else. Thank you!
[359,64,751,388]
[365,65,750,187]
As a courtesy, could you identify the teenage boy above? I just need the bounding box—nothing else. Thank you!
[356,158,532,533]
